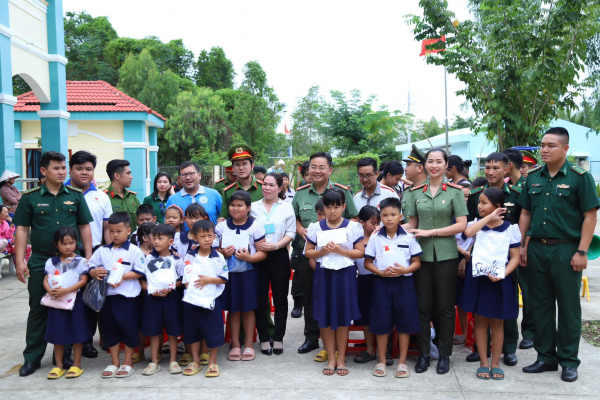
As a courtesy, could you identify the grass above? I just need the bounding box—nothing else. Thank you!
[582,320,600,347]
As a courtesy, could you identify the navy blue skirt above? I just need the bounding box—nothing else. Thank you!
[221,267,258,313]
[313,263,360,330]
[458,260,518,320]
[140,289,183,337]
[354,274,375,327]
[45,291,93,345]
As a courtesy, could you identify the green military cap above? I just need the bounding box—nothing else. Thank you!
[402,144,426,164]
[521,150,538,166]
[227,143,255,162]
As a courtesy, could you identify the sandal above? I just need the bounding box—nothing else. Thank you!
[477,367,490,380]
[115,365,135,378]
[206,364,220,377]
[227,347,242,361]
[199,353,210,365]
[242,347,255,361]
[337,366,349,376]
[314,350,328,362]
[47,367,66,379]
[395,363,410,378]
[183,362,201,376]
[491,367,505,380]
[169,361,182,374]
[354,350,377,364]
[101,365,118,379]
[453,334,466,345]
[142,362,161,376]
[322,366,335,376]
[132,352,145,364]
[178,353,192,366]
[65,366,84,379]
[372,363,387,377]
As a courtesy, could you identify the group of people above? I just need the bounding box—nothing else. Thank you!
[3,126,596,383]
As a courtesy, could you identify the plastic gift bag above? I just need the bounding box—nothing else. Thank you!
[226,256,252,274]
[471,230,510,279]
[83,277,108,312]
[183,259,218,310]
[321,253,354,270]
[146,257,177,294]
[41,291,76,310]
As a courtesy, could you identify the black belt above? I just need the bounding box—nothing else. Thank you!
[530,237,579,246]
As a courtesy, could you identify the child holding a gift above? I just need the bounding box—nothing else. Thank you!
[458,187,521,380]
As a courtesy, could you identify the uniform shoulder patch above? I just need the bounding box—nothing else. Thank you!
[379,184,395,193]
[410,184,426,192]
[334,183,349,190]
[571,165,585,175]
[509,185,522,194]
[66,185,82,193]
[224,182,237,191]
[23,186,41,195]
[528,165,543,174]
[256,180,264,184]
[128,190,138,195]
[215,178,225,183]
[446,182,463,190]
[469,186,484,195]
[103,189,109,193]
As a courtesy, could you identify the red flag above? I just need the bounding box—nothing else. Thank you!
[285,124,291,134]
[419,36,446,56]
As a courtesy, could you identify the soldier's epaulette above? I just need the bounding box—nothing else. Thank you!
[571,165,586,175]
[410,183,426,192]
[215,178,225,183]
[256,180,264,184]
[446,182,463,190]
[296,184,310,191]
[23,186,41,195]
[509,185,522,194]
[334,183,349,190]
[469,186,484,195]
[127,190,138,195]
[103,189,109,193]
[66,185,82,193]
[528,165,543,174]
[224,182,237,191]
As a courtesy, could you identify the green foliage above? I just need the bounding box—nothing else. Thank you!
[290,86,330,157]
[12,75,31,96]
[450,114,473,130]
[407,0,600,149]
[194,47,236,90]
[557,97,600,132]
[596,183,600,198]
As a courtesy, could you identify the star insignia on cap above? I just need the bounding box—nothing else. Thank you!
[236,147,243,154]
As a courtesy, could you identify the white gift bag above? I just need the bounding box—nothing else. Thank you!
[471,230,510,279]
[183,258,218,310]
[320,253,354,270]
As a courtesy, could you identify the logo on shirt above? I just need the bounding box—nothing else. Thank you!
[140,256,145,265]
[199,196,208,204]
[64,201,75,205]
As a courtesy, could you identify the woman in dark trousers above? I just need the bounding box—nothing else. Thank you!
[250,173,297,355]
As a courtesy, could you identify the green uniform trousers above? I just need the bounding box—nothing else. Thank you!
[413,256,458,357]
[518,265,535,340]
[528,241,582,368]
[23,265,49,364]
[299,257,320,342]
[290,256,303,299]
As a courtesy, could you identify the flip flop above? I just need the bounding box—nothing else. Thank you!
[101,365,118,379]
[132,352,145,364]
[47,367,66,379]
[491,367,505,380]
[372,363,387,377]
[395,363,410,378]
[477,367,490,380]
[115,365,135,378]
[178,353,192,366]
[354,350,377,363]
[453,334,466,345]
[314,350,328,362]
[169,361,182,374]
[337,367,349,376]
[199,353,210,365]
[322,366,335,376]
[227,347,242,361]
[142,363,161,376]
[65,366,84,379]
[183,362,201,376]
[206,364,220,378]
[242,347,255,361]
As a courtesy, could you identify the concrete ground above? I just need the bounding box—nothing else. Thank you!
[2,243,600,399]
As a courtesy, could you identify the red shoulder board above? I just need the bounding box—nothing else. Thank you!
[128,190,138,195]
[297,184,310,191]
[256,180,264,184]
[215,178,225,183]
[446,182,463,189]
[224,182,237,191]
[334,183,349,190]
[103,189,109,193]
[410,183,426,192]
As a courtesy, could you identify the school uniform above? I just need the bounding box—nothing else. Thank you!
[44,255,94,345]
[353,256,375,327]
[306,219,363,330]
[215,218,265,312]
[140,250,184,337]
[459,220,521,320]
[182,249,228,348]
[88,241,146,348]
[364,225,422,335]
[455,232,474,306]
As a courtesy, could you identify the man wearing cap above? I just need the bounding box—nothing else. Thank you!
[401,145,428,223]
[354,157,399,210]
[0,170,22,214]
[214,161,237,198]
[520,150,538,178]
[220,144,264,219]
[253,165,267,182]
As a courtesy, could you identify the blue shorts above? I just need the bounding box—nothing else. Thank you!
[99,295,140,348]
[140,289,183,337]
[183,298,224,349]
[369,276,421,335]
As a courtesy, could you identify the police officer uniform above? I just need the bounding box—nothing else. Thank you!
[220,145,264,219]
[401,145,427,223]
[214,161,235,198]
[104,183,140,232]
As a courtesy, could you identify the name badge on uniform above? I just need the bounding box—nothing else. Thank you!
[557,184,570,189]
[504,202,514,207]
[264,224,275,234]
[37,203,49,207]
[531,184,541,187]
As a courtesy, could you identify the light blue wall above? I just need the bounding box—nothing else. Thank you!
[148,126,158,182]
[123,120,147,198]
[0,0,15,174]
[13,121,22,190]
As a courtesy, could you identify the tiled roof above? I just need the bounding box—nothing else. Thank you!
[14,81,166,121]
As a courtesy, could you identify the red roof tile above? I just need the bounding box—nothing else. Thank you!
[14,81,166,121]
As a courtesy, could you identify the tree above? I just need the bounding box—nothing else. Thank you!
[407,0,600,148]
[12,75,31,96]
[290,85,330,157]
[450,114,473,130]
[194,47,236,90]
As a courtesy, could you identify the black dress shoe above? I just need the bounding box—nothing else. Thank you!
[82,343,99,358]
[437,356,450,374]
[52,356,74,369]
[260,345,273,356]
[504,352,518,366]
[561,367,578,382]
[522,360,559,373]
[19,361,41,377]
[519,338,534,350]
[297,340,319,354]
[291,307,302,318]
[466,350,480,362]
[273,341,283,355]
[415,355,430,373]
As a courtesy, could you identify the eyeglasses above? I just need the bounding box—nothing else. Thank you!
[310,166,329,172]
[180,172,197,178]
[358,174,376,180]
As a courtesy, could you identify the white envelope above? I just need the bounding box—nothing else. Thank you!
[317,228,348,247]
[376,252,405,271]
[221,233,250,250]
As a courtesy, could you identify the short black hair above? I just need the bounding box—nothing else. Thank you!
[69,151,97,169]
[106,159,130,182]
[357,157,377,172]
[253,165,267,174]
[481,187,505,208]
[53,226,78,249]
[485,152,509,166]
[151,223,175,239]
[310,152,332,167]
[545,127,569,144]
[191,219,215,236]
[502,148,523,169]
[379,197,403,213]
[301,161,310,177]
[137,204,155,217]
[382,161,404,177]
[280,172,289,179]
[185,203,208,219]
[358,205,380,222]
[229,190,252,207]
[179,161,200,174]
[137,222,156,242]
[322,188,345,207]
[108,211,131,226]
[472,177,488,188]
[40,151,66,170]
[315,199,324,213]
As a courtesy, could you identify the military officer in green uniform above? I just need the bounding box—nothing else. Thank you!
[104,159,140,232]
[401,145,427,224]
[14,151,94,377]
[518,127,599,382]
[214,160,237,198]
[292,152,359,355]
[220,144,264,219]
[503,148,527,189]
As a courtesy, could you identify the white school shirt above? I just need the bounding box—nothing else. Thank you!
[464,220,521,264]
[88,240,146,297]
[250,199,297,244]
[364,225,422,277]
[305,219,364,264]
[283,187,295,204]
[66,181,112,247]
[182,248,229,304]
[215,217,266,256]
[44,255,89,291]
[456,231,474,252]
[353,181,399,211]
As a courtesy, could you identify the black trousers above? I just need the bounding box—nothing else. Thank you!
[299,257,320,342]
[255,249,291,342]
[413,255,458,357]
[290,256,303,299]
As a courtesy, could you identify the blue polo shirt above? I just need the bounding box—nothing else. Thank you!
[166,185,222,226]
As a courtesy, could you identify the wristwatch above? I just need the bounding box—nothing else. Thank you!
[577,250,588,256]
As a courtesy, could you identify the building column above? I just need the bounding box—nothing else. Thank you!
[14,120,23,190]
[39,0,69,154]
[0,0,16,174]
[123,121,148,198]
[148,126,158,183]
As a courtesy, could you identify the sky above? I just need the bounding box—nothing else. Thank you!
[62,0,475,132]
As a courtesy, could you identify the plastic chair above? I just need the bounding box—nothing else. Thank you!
[582,276,590,302]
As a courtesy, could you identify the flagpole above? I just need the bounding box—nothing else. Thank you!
[444,65,449,154]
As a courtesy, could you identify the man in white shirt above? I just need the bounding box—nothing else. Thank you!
[67,150,113,358]
[354,157,399,211]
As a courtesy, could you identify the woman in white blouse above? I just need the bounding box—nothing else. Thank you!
[250,173,297,356]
